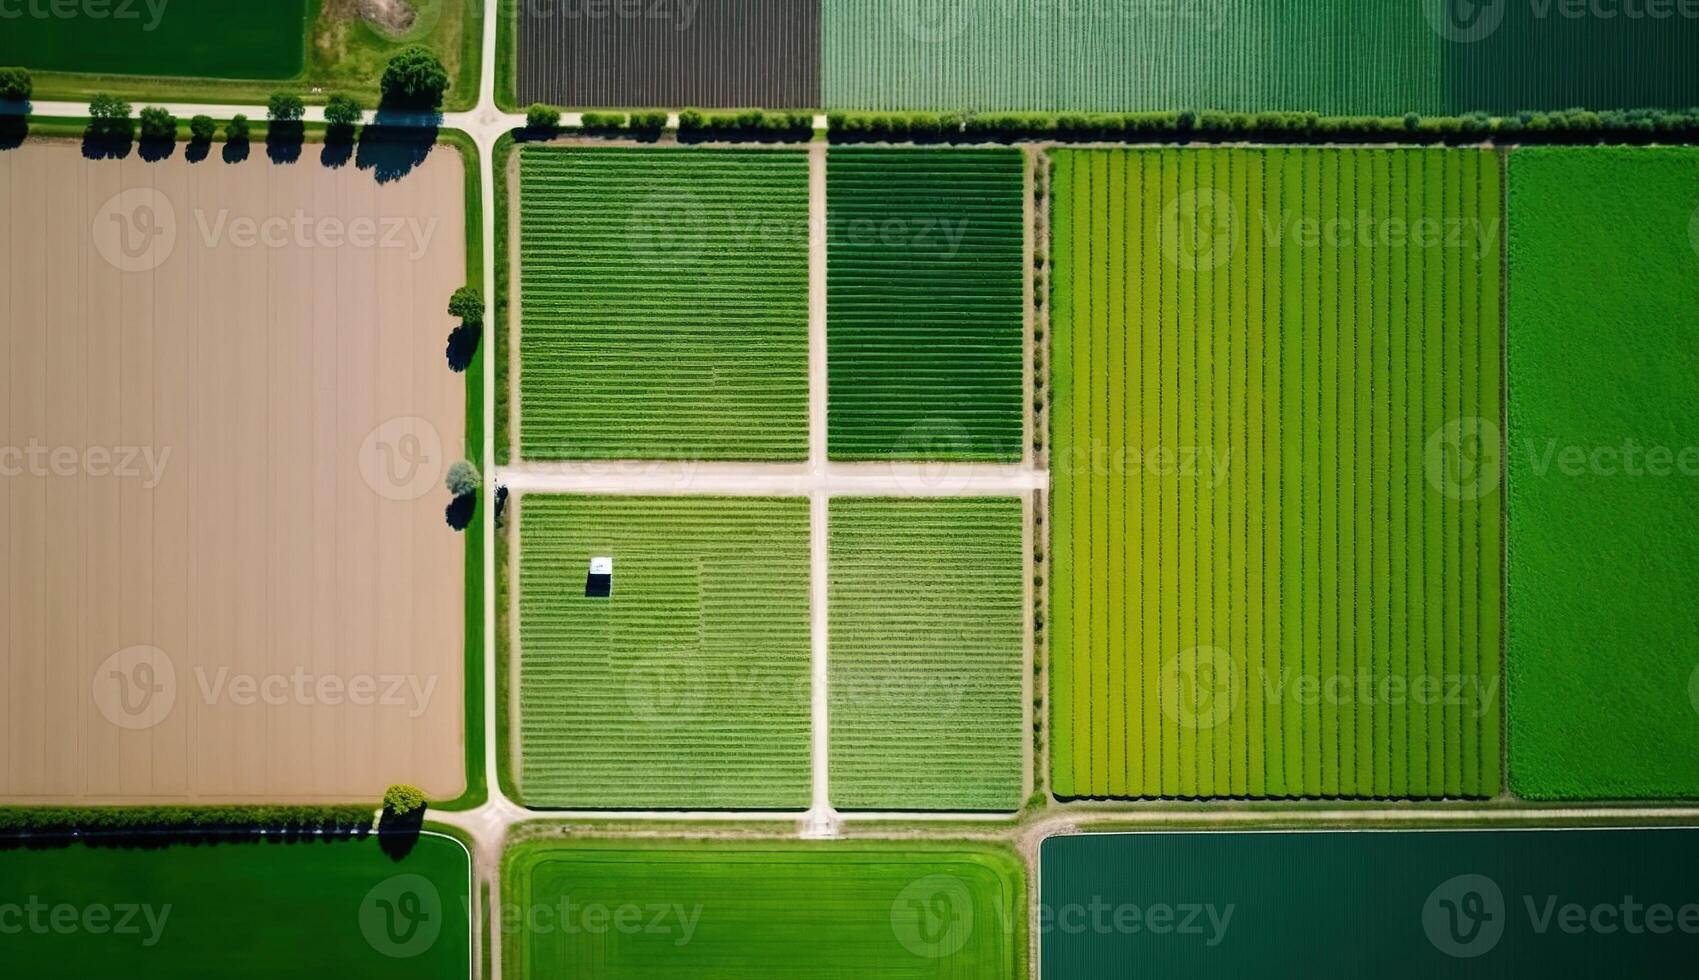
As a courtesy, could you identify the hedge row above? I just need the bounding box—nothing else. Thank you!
[0,805,374,837]
[677,108,812,142]
[828,107,1699,144]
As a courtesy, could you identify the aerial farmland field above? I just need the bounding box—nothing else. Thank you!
[504,839,1025,978]
[0,140,468,804]
[514,495,812,809]
[1506,147,1699,800]
[515,146,809,461]
[0,0,312,80]
[1049,147,1503,800]
[0,832,471,976]
[827,148,1026,461]
[829,497,1026,811]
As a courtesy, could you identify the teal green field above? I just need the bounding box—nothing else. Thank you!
[0,834,469,976]
[516,495,812,809]
[0,0,311,79]
[828,148,1026,461]
[1506,147,1699,800]
[505,840,1026,978]
[1050,147,1503,800]
[518,147,809,461]
[829,497,1026,811]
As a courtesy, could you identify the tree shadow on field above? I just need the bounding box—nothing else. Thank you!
[356,114,439,183]
[137,136,176,163]
[376,805,425,862]
[445,492,477,531]
[266,120,304,165]
[81,132,133,161]
[222,138,251,164]
[0,114,24,151]
[185,139,211,164]
[446,322,481,372]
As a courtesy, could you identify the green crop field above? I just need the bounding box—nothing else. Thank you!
[828,148,1025,461]
[829,498,1026,811]
[0,834,469,976]
[515,495,812,809]
[0,0,310,79]
[822,0,1699,114]
[518,147,808,461]
[1506,147,1699,800]
[1050,147,1503,800]
[504,839,1026,978]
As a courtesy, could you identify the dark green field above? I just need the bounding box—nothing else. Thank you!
[827,148,1026,461]
[0,0,311,79]
[0,834,470,976]
[1506,147,1699,800]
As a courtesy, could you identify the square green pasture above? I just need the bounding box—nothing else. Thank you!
[828,497,1026,811]
[827,148,1026,461]
[518,147,809,461]
[515,494,812,808]
[0,0,310,79]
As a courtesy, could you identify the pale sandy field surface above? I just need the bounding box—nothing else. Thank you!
[0,141,467,803]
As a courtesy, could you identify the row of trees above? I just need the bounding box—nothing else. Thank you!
[0,784,431,840]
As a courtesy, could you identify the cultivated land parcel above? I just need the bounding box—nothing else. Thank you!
[0,141,467,803]
[1050,147,1504,800]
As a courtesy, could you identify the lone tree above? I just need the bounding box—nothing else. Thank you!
[382,783,427,819]
[323,94,362,129]
[138,106,176,141]
[380,46,449,109]
[189,114,216,142]
[226,114,251,142]
[87,94,133,139]
[266,93,305,122]
[447,285,483,325]
[0,67,29,102]
[445,459,481,498]
[525,102,560,131]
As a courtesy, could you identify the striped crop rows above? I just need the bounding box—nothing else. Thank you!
[519,147,808,461]
[828,498,1026,811]
[517,495,812,809]
[827,148,1025,461]
[1050,148,1503,800]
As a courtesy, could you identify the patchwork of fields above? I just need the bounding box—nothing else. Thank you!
[505,840,1026,977]
[1506,147,1699,800]
[829,498,1026,811]
[517,146,809,461]
[515,495,812,809]
[1050,147,1503,800]
[827,148,1026,461]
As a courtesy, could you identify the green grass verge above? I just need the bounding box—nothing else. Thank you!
[829,497,1026,811]
[516,145,809,461]
[515,495,812,809]
[503,838,1026,978]
[827,147,1025,461]
[0,831,470,975]
[1506,146,1699,800]
[1050,147,1503,801]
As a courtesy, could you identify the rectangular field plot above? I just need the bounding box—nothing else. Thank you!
[0,142,467,804]
[517,0,820,108]
[827,148,1025,461]
[0,833,470,976]
[515,495,811,808]
[1506,148,1699,800]
[1050,148,1503,800]
[1043,829,1699,977]
[0,0,310,79]
[829,498,1025,811]
[517,147,808,461]
[505,840,1025,977]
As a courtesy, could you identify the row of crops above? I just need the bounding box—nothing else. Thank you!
[1049,147,1504,800]
[516,495,1027,811]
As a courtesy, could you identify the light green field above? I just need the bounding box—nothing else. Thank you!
[505,839,1026,978]
[829,497,1026,811]
[516,495,811,808]
[519,147,809,461]
[1050,147,1503,800]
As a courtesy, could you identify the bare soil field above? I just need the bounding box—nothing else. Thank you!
[0,141,467,803]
